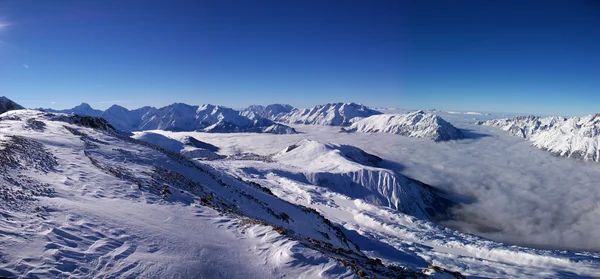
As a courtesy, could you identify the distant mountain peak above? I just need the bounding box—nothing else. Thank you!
[343,111,465,141]
[272,102,381,126]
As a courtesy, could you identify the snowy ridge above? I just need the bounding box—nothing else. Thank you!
[343,111,465,141]
[0,109,460,278]
[241,104,295,119]
[269,139,454,220]
[273,102,382,126]
[0,96,24,115]
[481,114,600,161]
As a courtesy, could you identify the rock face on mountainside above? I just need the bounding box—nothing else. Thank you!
[342,110,465,141]
[481,114,600,162]
[44,103,297,134]
[270,102,382,126]
[0,109,461,278]
[0,96,25,115]
[272,139,455,220]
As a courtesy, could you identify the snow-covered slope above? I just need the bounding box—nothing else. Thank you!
[268,139,454,220]
[275,102,382,126]
[343,111,465,141]
[0,109,458,278]
[481,114,600,161]
[0,96,24,115]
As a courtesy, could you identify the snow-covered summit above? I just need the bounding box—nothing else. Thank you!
[275,102,382,126]
[343,110,465,141]
[241,104,295,119]
[481,114,600,161]
[0,96,25,115]
[272,139,454,220]
[43,102,104,117]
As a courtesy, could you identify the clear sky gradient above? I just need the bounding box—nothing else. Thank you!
[1,0,599,116]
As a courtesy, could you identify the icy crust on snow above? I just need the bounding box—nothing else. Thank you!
[481,114,600,161]
[271,139,454,220]
[343,111,465,141]
[0,109,457,279]
[272,102,382,126]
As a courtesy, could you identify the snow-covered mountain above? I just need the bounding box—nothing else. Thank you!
[273,102,382,126]
[342,111,465,141]
[193,104,296,134]
[43,102,104,117]
[0,109,462,278]
[270,139,455,220]
[101,104,158,132]
[241,104,295,119]
[44,103,297,134]
[480,114,600,161]
[0,96,24,114]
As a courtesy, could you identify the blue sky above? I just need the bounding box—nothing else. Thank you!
[0,0,599,116]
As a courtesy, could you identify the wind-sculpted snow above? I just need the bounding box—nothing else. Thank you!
[271,139,454,220]
[0,109,460,279]
[481,114,600,161]
[274,102,382,126]
[342,111,465,141]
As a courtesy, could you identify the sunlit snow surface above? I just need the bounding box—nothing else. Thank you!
[143,110,600,278]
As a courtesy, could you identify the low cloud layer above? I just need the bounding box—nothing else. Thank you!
[168,114,600,252]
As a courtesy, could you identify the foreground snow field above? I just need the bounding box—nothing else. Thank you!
[0,110,465,279]
[142,111,600,278]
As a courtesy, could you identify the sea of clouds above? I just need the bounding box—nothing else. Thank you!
[156,111,600,251]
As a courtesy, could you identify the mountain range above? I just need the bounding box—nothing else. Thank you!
[41,101,466,141]
[480,114,600,162]
[42,103,297,134]
[243,102,382,126]
[0,107,464,278]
